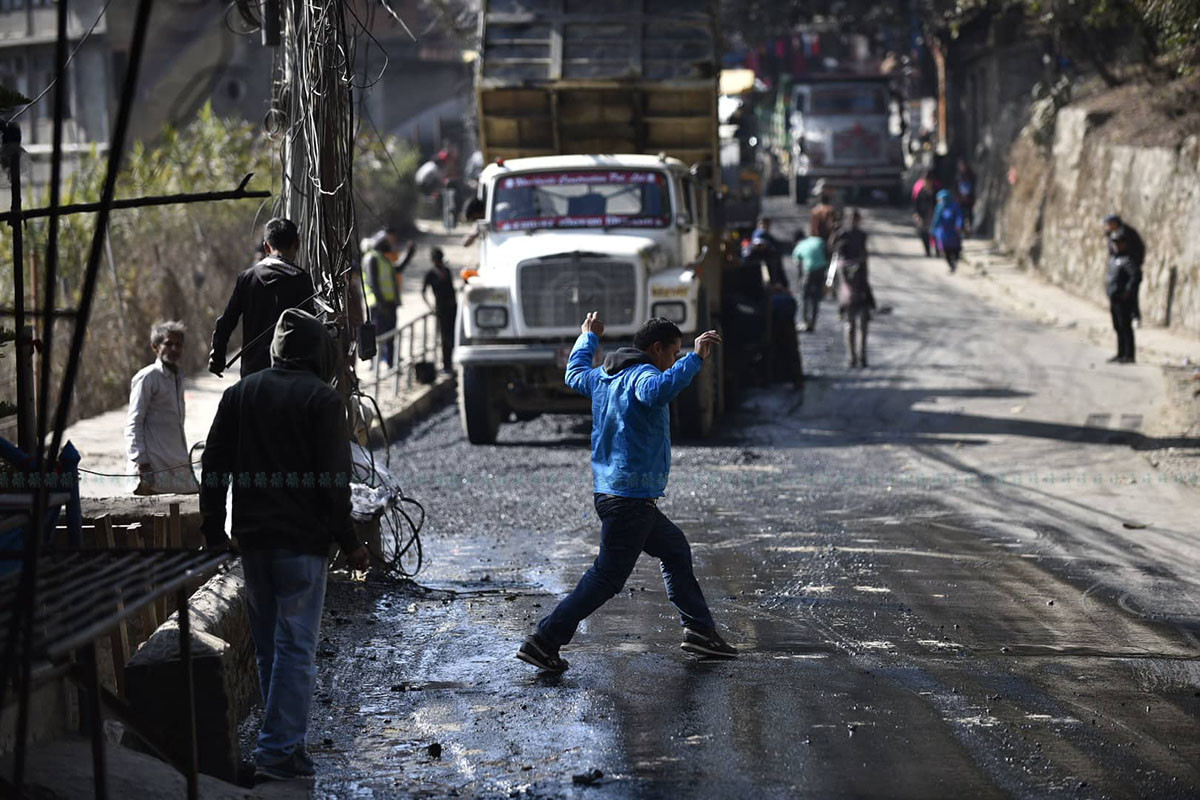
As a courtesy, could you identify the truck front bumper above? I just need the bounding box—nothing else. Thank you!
[797,167,900,187]
[455,344,562,367]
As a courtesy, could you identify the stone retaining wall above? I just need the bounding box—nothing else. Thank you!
[996,104,1200,336]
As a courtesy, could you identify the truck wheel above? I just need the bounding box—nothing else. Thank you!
[460,366,501,444]
[676,355,716,439]
[793,175,809,205]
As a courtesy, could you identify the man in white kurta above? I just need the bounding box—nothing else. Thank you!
[124,321,200,494]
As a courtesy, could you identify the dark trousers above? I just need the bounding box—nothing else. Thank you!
[536,494,717,647]
[944,246,961,273]
[371,303,397,366]
[802,270,825,330]
[1110,295,1136,360]
[916,226,931,256]
[436,304,456,372]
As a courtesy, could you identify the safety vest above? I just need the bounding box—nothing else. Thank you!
[362,249,398,307]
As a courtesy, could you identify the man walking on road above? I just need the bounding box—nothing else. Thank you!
[201,308,370,782]
[794,229,830,332]
[827,210,875,368]
[517,314,738,672]
[1106,228,1140,363]
[209,218,316,377]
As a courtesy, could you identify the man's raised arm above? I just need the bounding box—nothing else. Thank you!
[565,312,604,397]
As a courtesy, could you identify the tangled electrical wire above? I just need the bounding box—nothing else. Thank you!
[226,2,429,578]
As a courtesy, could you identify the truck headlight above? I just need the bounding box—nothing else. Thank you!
[651,301,687,324]
[474,306,508,329]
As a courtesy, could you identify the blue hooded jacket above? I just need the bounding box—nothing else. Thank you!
[565,331,702,498]
[932,189,963,250]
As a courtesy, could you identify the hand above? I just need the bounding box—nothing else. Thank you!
[693,330,722,360]
[581,311,605,337]
[347,545,371,572]
[207,352,224,377]
[407,240,417,255]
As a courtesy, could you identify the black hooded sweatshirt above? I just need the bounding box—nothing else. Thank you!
[210,255,317,376]
[200,308,359,557]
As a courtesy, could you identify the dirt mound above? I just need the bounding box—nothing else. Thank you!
[1079,76,1200,148]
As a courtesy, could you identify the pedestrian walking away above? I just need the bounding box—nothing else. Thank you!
[209,218,317,378]
[124,320,199,495]
[932,189,964,273]
[827,209,876,368]
[1104,214,1145,325]
[1106,227,1140,363]
[422,246,459,374]
[363,229,417,367]
[517,314,738,672]
[809,180,839,244]
[793,229,830,332]
[200,308,370,782]
[911,169,939,257]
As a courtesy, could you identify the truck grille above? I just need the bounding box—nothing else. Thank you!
[519,258,637,329]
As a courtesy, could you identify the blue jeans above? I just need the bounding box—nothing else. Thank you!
[537,494,716,647]
[371,303,397,366]
[241,550,328,765]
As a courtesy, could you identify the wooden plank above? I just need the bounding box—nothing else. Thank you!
[99,515,130,696]
[153,515,167,621]
[168,502,181,549]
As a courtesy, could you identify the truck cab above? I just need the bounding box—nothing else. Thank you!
[456,154,719,444]
[789,75,904,203]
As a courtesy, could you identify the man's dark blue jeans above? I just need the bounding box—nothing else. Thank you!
[537,493,716,648]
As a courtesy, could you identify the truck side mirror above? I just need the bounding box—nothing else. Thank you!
[463,195,486,222]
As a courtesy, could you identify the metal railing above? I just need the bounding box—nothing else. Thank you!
[360,310,441,396]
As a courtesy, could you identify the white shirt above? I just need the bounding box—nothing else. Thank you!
[124,358,199,494]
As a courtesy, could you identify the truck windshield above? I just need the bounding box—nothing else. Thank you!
[805,86,887,115]
[491,170,671,232]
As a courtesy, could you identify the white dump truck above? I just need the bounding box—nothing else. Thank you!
[456,0,762,444]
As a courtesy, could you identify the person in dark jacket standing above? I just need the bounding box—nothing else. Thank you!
[1106,229,1140,363]
[209,218,316,377]
[827,210,876,368]
[911,169,939,257]
[201,308,369,781]
[516,314,738,672]
[422,247,458,374]
[1104,214,1145,324]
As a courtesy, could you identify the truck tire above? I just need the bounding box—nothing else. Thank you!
[460,366,501,444]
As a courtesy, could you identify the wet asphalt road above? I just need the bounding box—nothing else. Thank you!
[306,201,1200,798]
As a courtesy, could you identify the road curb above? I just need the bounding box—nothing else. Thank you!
[368,375,456,446]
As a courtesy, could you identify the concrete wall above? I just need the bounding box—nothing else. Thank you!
[997,104,1200,335]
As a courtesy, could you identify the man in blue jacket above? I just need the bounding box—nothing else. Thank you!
[517,313,737,672]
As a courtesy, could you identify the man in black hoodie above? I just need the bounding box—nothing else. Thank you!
[209,218,317,377]
[201,308,368,781]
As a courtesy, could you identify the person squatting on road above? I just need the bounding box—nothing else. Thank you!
[422,246,458,374]
[1106,226,1141,364]
[793,228,830,332]
[124,320,199,495]
[200,308,370,782]
[1104,214,1145,328]
[363,229,416,367]
[209,218,316,378]
[827,210,876,368]
[747,217,788,288]
[932,189,965,273]
[517,314,738,672]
